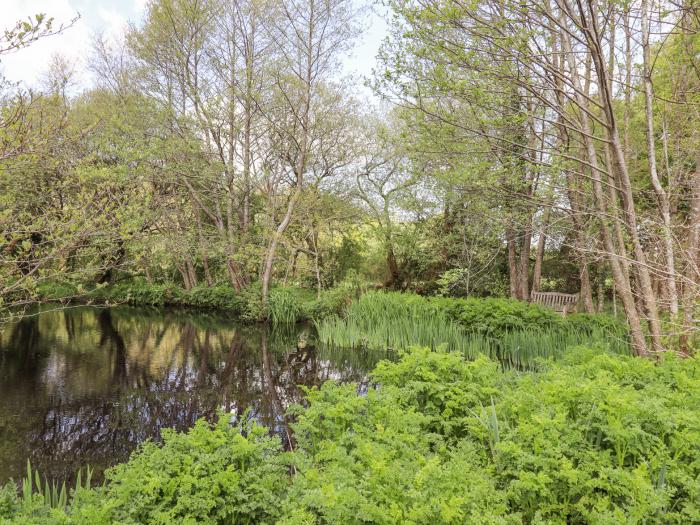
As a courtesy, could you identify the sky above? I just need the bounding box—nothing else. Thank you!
[1,0,388,94]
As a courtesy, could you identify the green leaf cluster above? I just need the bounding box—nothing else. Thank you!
[3,347,700,524]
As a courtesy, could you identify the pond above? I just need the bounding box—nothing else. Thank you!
[0,305,384,486]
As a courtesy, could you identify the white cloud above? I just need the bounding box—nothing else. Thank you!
[1,0,87,88]
[0,0,145,89]
[97,6,128,39]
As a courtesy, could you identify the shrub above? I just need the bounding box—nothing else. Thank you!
[35,281,79,302]
[302,286,357,321]
[184,285,245,313]
[71,418,287,525]
[86,281,179,306]
[440,296,560,334]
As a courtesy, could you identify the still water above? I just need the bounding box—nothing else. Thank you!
[0,305,383,485]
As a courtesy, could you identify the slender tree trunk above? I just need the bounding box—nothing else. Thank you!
[680,151,700,352]
[186,256,198,289]
[531,206,550,293]
[641,0,679,315]
[262,185,303,304]
[577,0,664,351]
[559,19,649,355]
[580,264,595,313]
[179,263,192,290]
[506,226,520,299]
[518,225,532,301]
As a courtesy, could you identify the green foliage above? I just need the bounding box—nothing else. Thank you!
[316,292,630,364]
[2,348,700,523]
[269,288,304,325]
[302,280,366,322]
[441,296,560,334]
[183,285,246,312]
[35,280,359,324]
[34,282,79,302]
[70,417,287,525]
[85,282,181,306]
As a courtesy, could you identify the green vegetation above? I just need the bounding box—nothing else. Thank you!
[317,292,630,366]
[31,279,362,325]
[2,0,699,355]
[2,347,699,524]
[1,1,699,524]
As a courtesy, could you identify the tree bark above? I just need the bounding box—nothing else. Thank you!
[640,0,679,315]
[558,17,649,355]
[506,226,520,299]
[531,206,550,293]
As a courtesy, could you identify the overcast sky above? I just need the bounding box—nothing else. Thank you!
[1,0,387,95]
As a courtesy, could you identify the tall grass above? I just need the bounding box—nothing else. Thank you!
[20,460,93,510]
[268,288,303,325]
[316,291,631,367]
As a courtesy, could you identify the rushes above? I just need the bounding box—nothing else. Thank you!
[268,289,303,325]
[316,291,631,367]
[21,460,93,509]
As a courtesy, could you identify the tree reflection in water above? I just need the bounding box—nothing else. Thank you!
[0,306,385,485]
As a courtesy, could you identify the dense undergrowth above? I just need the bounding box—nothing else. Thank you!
[2,347,699,524]
[33,280,362,324]
[317,292,631,365]
[31,282,633,367]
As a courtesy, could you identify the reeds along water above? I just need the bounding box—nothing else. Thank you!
[315,292,631,368]
[20,460,93,509]
[268,289,303,325]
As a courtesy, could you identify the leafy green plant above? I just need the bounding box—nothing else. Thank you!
[268,288,303,325]
[316,292,631,365]
[2,348,700,524]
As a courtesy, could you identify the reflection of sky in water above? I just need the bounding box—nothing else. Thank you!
[0,305,386,486]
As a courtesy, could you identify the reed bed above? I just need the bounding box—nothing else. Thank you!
[268,289,303,326]
[316,291,631,367]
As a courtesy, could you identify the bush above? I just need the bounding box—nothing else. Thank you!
[34,281,80,302]
[71,418,286,525]
[302,285,358,321]
[441,296,560,334]
[85,281,180,306]
[184,285,246,313]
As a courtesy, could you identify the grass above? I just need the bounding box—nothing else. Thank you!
[19,460,93,510]
[316,291,631,367]
[268,288,303,325]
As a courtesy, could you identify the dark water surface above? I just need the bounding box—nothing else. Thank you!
[0,305,382,485]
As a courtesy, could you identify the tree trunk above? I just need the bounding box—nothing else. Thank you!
[558,20,649,355]
[262,185,303,304]
[506,226,520,299]
[641,0,679,315]
[179,263,192,290]
[186,256,198,289]
[680,151,700,352]
[579,263,595,313]
[532,206,550,293]
[577,0,664,352]
[518,225,532,301]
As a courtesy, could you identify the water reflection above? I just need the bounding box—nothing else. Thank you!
[0,306,384,485]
